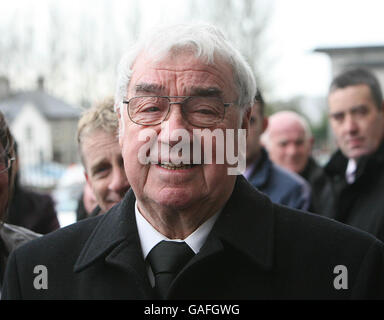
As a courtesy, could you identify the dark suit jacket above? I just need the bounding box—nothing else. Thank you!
[300,157,333,215]
[247,148,311,211]
[8,185,60,234]
[2,176,384,299]
[323,142,384,242]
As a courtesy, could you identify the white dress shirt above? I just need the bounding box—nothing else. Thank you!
[135,201,220,286]
[346,159,357,184]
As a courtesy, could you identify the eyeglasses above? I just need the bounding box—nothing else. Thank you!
[0,153,15,174]
[122,96,233,128]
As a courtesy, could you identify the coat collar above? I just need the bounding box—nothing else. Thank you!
[74,188,145,275]
[325,140,384,180]
[209,175,275,270]
[74,175,275,274]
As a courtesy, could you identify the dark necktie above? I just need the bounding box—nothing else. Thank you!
[147,240,194,299]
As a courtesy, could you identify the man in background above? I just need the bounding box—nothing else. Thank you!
[263,110,331,214]
[76,96,130,217]
[324,68,384,242]
[244,92,311,210]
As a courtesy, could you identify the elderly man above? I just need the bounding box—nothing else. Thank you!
[244,93,311,210]
[76,97,130,218]
[263,111,331,214]
[2,25,384,299]
[323,68,384,242]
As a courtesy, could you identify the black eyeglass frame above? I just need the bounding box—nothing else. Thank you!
[122,95,234,127]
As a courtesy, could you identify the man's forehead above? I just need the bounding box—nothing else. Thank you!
[129,51,235,94]
[329,84,374,107]
[82,130,119,152]
[270,119,305,135]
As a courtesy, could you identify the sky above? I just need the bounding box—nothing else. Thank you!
[268,0,384,99]
[1,0,384,103]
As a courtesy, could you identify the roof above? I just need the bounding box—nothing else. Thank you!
[314,44,384,54]
[0,89,82,121]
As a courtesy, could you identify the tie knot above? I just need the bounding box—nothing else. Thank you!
[147,240,194,275]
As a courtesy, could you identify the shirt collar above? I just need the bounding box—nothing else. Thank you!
[135,201,220,259]
[345,158,357,184]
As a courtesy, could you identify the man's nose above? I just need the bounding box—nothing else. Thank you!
[159,105,190,146]
[344,114,359,134]
[284,142,296,154]
[108,167,130,193]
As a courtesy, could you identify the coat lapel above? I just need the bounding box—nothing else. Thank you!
[168,176,275,299]
[73,189,153,295]
[181,176,275,272]
[211,175,275,270]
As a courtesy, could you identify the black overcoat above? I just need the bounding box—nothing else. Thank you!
[2,176,384,299]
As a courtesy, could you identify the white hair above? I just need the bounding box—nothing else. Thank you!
[114,23,256,114]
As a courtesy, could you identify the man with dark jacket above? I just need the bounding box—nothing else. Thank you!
[324,68,384,242]
[2,25,384,300]
[262,111,332,214]
[244,93,311,210]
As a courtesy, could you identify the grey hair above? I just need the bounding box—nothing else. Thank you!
[115,23,256,113]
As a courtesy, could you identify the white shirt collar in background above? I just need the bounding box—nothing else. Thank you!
[346,158,357,184]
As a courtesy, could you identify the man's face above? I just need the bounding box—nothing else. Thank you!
[267,119,312,174]
[246,103,267,164]
[119,52,248,211]
[82,129,130,213]
[328,84,384,160]
[0,144,9,218]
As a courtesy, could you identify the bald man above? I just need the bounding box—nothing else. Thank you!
[244,94,311,211]
[263,111,332,214]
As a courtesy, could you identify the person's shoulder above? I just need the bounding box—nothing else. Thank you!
[0,223,41,253]
[13,214,102,258]
[273,203,382,250]
[270,163,309,189]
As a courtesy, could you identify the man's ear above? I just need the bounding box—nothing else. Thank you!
[380,101,384,114]
[84,171,89,184]
[309,136,314,149]
[261,117,269,134]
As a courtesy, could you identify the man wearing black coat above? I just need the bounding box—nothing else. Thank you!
[2,177,384,299]
[324,68,384,242]
[2,25,384,300]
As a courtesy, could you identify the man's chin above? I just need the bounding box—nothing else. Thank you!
[152,190,199,211]
[345,147,371,160]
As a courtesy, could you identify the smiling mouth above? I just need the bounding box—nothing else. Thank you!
[158,162,198,170]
